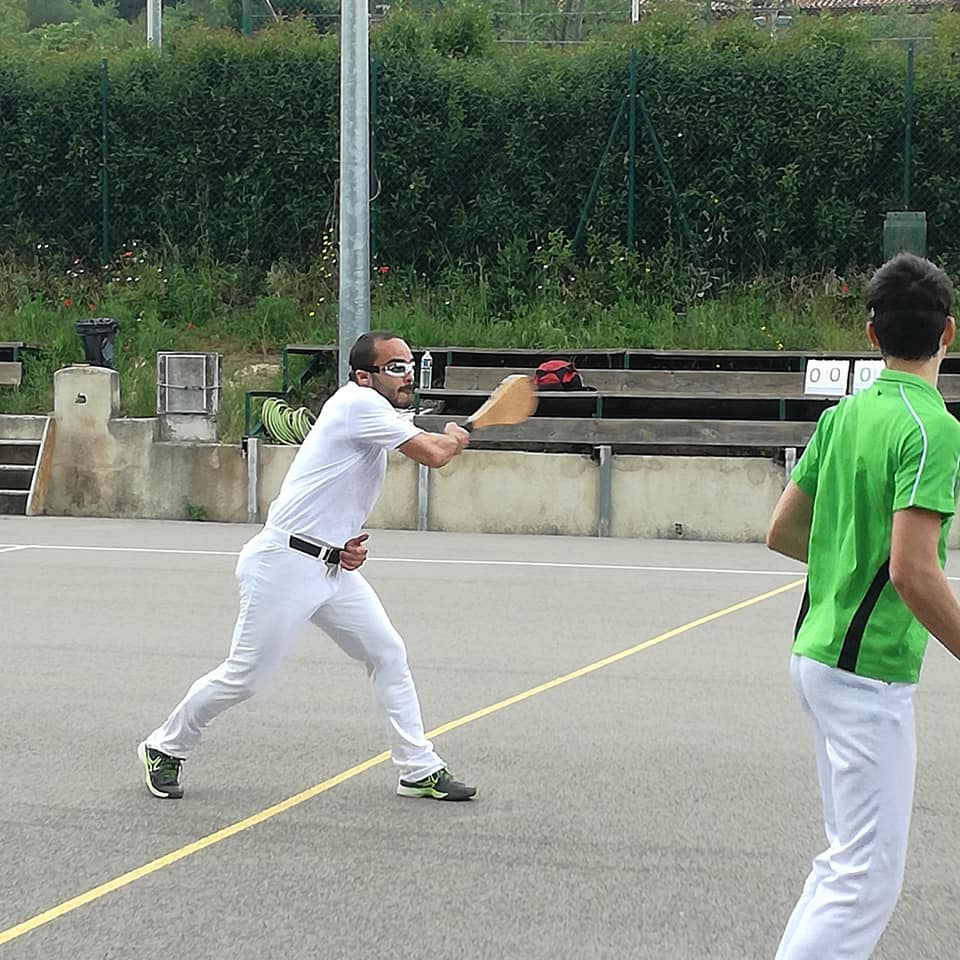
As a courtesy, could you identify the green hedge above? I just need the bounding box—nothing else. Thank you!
[2,11,959,278]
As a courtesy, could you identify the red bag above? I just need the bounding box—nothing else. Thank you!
[533,359,584,390]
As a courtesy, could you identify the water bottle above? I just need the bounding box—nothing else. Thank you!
[419,350,433,389]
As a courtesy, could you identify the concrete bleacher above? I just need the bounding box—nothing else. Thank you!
[262,343,960,456]
[416,354,960,455]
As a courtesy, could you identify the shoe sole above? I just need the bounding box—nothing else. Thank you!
[396,784,477,801]
[137,741,182,800]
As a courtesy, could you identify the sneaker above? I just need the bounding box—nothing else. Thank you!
[397,768,476,801]
[137,741,184,799]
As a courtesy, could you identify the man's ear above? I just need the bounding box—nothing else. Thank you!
[354,370,372,387]
[866,319,881,350]
[942,316,956,351]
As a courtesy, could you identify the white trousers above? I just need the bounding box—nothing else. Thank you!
[776,654,917,960]
[146,527,445,782]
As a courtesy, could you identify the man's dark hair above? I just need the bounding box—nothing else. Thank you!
[864,252,953,360]
[348,330,399,382]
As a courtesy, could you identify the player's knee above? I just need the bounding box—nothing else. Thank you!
[369,635,409,679]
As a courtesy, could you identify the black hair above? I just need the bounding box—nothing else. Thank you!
[348,330,399,382]
[864,252,953,360]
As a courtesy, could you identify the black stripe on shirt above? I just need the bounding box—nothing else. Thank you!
[836,559,891,673]
[794,584,810,640]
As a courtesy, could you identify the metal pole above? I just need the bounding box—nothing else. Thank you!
[338,0,372,385]
[573,97,627,254]
[903,40,914,211]
[246,437,260,523]
[370,51,378,268]
[100,59,109,266]
[636,92,698,260]
[241,0,252,36]
[628,49,637,250]
[416,463,429,531]
[597,445,612,537]
[146,0,161,48]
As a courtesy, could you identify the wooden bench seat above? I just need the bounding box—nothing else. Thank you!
[416,387,834,423]
[413,414,817,451]
[441,367,810,396]
[439,366,960,401]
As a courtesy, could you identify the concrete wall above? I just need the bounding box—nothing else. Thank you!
[611,456,784,542]
[0,414,46,441]
[427,451,598,536]
[21,364,938,544]
[257,444,417,529]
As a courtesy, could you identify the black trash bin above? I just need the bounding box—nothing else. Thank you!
[74,317,119,369]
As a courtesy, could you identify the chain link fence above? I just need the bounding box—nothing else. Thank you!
[3,14,959,284]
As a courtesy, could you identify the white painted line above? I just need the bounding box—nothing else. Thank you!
[376,557,806,577]
[0,542,806,577]
[10,541,960,585]
[11,544,237,557]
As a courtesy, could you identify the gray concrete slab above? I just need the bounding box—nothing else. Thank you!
[1,516,959,959]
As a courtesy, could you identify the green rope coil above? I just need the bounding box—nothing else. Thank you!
[261,397,316,444]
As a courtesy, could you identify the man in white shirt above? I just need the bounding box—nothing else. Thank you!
[138,332,476,802]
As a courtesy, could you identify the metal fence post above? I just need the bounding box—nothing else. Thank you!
[370,51,378,265]
[903,40,914,211]
[416,463,429,531]
[597,445,612,537]
[628,49,637,250]
[100,58,109,266]
[246,437,260,523]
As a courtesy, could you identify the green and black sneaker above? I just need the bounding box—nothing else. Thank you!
[137,741,184,799]
[397,768,476,801]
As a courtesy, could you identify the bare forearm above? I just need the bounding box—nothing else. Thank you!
[424,433,460,467]
[894,569,960,660]
[768,530,808,564]
[398,429,466,468]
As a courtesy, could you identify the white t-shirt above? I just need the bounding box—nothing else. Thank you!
[265,382,422,546]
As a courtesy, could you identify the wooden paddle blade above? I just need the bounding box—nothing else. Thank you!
[466,374,538,430]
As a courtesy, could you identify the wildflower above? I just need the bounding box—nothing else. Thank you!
[379,265,389,275]
[187,322,195,330]
[123,251,133,257]
[308,311,316,317]
[840,284,849,294]
[64,298,72,307]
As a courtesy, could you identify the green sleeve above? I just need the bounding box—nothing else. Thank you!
[791,407,834,497]
[893,416,960,517]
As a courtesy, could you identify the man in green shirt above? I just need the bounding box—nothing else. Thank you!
[767,252,960,960]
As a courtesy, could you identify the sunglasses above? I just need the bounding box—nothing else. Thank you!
[356,361,415,378]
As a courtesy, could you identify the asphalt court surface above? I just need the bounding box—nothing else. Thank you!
[2,516,960,960]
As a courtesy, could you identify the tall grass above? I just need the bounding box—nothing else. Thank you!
[0,248,871,440]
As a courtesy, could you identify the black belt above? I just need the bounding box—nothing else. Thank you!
[288,535,342,565]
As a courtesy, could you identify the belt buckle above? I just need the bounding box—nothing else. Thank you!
[289,534,340,565]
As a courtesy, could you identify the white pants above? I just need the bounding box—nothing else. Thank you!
[776,654,917,960]
[146,527,445,782]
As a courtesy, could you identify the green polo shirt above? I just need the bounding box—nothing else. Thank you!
[791,368,960,683]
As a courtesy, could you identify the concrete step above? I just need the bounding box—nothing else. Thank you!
[0,439,40,466]
[0,464,34,491]
[0,490,28,515]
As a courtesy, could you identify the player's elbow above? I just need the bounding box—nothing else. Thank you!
[889,556,924,604]
[765,517,787,554]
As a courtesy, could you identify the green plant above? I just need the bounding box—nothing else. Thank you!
[183,500,208,521]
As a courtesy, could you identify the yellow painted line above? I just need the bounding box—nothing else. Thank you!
[0,577,803,947]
